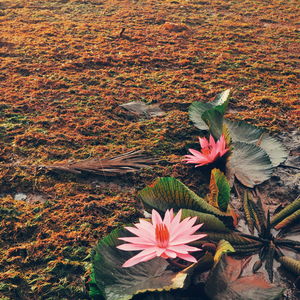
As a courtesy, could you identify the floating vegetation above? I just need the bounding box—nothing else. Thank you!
[0,0,299,299]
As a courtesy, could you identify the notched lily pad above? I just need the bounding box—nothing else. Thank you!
[225,120,288,167]
[226,142,273,188]
[138,177,232,219]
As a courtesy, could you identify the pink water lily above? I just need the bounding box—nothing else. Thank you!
[117,209,206,267]
[183,134,229,167]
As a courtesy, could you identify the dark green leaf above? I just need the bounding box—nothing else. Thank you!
[181,209,231,233]
[92,229,192,300]
[205,255,284,300]
[214,169,230,212]
[201,109,224,140]
[139,177,232,219]
[206,232,257,246]
[226,142,273,188]
[226,120,288,167]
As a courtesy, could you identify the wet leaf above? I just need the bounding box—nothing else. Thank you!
[271,196,300,228]
[278,256,300,276]
[214,240,235,263]
[91,229,193,300]
[205,255,284,300]
[46,150,155,176]
[252,260,263,273]
[248,198,266,234]
[226,142,273,188]
[225,120,288,167]
[120,101,165,118]
[139,177,233,219]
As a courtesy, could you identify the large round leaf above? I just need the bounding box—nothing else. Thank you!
[227,142,273,188]
[225,120,288,167]
[91,229,192,300]
[138,177,232,219]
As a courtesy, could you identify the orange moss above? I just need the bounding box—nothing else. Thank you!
[0,0,299,298]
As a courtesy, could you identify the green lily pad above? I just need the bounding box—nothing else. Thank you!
[225,120,288,167]
[227,142,273,188]
[138,177,232,219]
[91,229,193,300]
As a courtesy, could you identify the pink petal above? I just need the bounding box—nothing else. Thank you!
[176,253,197,263]
[169,234,207,245]
[170,217,191,236]
[170,218,195,237]
[135,219,155,237]
[169,209,174,221]
[163,209,172,227]
[164,249,177,258]
[155,247,165,256]
[124,226,155,243]
[122,250,157,268]
[118,237,155,245]
[170,209,182,226]
[168,244,201,253]
[151,209,162,227]
[117,243,153,251]
[199,136,209,149]
[170,222,203,242]
[188,149,208,161]
[209,135,216,147]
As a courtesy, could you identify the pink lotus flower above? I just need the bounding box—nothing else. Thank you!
[117,209,206,267]
[183,134,229,167]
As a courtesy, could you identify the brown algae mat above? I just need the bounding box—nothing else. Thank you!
[0,0,299,299]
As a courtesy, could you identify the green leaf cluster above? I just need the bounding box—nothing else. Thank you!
[188,89,288,187]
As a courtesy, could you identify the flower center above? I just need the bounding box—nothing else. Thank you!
[201,147,211,155]
[155,223,170,248]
